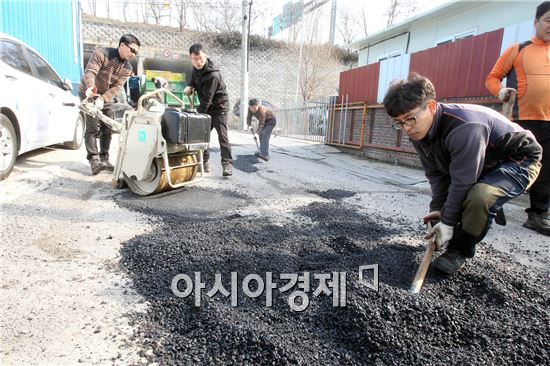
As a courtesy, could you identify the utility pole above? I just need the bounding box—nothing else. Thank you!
[240,0,252,130]
[329,0,337,44]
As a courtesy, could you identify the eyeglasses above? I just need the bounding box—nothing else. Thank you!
[125,43,139,55]
[391,104,426,130]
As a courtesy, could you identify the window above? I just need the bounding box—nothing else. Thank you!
[435,29,476,46]
[26,49,62,88]
[378,51,402,62]
[0,40,33,76]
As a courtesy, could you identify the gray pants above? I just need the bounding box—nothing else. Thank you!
[260,120,276,157]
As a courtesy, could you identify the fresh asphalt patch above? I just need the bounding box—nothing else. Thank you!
[233,154,263,174]
[116,189,549,365]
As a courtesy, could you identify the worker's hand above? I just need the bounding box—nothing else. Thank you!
[425,222,454,251]
[94,97,104,110]
[423,210,441,225]
[183,86,194,96]
[253,133,259,140]
[85,86,98,98]
[498,87,516,102]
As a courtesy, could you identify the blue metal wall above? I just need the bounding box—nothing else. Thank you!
[0,0,82,84]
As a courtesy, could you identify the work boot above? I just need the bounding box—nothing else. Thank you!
[523,212,550,236]
[222,162,233,177]
[433,249,466,275]
[202,161,211,173]
[89,157,107,175]
[255,152,269,161]
[100,156,114,171]
[494,207,506,226]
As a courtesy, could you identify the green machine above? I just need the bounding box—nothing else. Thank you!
[144,70,199,108]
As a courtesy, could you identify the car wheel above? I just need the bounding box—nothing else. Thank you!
[0,114,18,181]
[64,113,84,150]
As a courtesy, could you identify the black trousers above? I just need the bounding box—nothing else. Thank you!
[84,106,114,161]
[204,112,233,164]
[519,120,550,214]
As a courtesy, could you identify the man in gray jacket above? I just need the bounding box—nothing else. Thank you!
[383,74,542,274]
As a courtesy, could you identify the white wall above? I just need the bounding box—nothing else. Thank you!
[501,18,535,53]
[359,1,538,66]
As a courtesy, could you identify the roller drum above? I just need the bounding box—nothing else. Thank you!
[124,153,197,196]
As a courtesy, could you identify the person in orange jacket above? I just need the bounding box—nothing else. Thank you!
[485,1,550,235]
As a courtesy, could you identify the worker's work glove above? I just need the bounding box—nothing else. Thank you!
[94,97,104,110]
[498,87,516,102]
[85,86,98,98]
[183,86,194,96]
[425,222,454,251]
[423,210,441,225]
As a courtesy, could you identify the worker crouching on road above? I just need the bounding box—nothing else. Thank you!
[79,34,141,175]
[247,98,277,161]
[383,74,542,275]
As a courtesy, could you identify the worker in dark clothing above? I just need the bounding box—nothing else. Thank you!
[184,44,233,177]
[79,34,140,175]
[485,1,550,235]
[247,98,277,161]
[151,76,169,104]
[383,74,542,275]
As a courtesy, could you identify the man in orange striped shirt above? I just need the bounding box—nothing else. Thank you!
[79,34,140,175]
[485,1,550,235]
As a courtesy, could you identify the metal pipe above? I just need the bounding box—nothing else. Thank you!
[338,97,344,145]
[342,94,349,144]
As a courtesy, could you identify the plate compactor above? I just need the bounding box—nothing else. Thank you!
[80,89,210,195]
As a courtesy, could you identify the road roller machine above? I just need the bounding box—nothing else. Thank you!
[80,89,210,195]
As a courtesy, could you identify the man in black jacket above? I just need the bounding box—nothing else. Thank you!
[383,74,542,275]
[184,44,233,176]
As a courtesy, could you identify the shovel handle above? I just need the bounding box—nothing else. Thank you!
[502,89,517,120]
[409,221,436,294]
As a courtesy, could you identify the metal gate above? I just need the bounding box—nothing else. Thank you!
[273,98,336,142]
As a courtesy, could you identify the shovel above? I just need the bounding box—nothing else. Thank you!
[250,127,260,153]
[409,221,436,294]
[501,88,517,120]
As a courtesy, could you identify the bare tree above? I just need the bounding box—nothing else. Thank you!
[86,0,97,16]
[141,2,150,24]
[385,0,418,28]
[336,7,359,45]
[353,5,368,38]
[174,0,192,31]
[122,0,130,22]
[144,0,170,25]
[293,10,341,101]
[299,43,340,101]
[191,0,240,33]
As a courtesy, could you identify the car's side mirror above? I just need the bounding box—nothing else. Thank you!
[62,78,73,91]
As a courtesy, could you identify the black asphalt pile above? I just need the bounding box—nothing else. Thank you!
[118,188,549,365]
[308,189,357,200]
[233,154,262,173]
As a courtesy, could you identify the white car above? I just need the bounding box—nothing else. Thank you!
[0,32,84,180]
